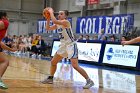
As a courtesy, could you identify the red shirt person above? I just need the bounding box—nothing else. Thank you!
[0,18,9,41]
[0,11,17,90]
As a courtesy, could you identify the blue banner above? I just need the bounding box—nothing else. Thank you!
[37,18,72,33]
[76,14,134,34]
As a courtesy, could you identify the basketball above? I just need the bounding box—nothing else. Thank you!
[43,8,50,19]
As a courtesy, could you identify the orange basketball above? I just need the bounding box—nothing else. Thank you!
[43,9,50,19]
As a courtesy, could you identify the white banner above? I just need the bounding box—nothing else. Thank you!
[75,0,85,6]
[51,41,101,62]
[100,0,126,4]
[77,42,101,62]
[100,0,111,4]
[113,0,126,2]
[103,44,139,67]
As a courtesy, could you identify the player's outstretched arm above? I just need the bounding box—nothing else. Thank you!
[121,36,140,45]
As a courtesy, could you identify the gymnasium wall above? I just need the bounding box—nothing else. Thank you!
[0,0,44,36]
[127,1,140,27]
[1,0,140,36]
[52,0,81,13]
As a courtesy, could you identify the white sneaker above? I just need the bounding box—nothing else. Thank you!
[83,79,94,89]
[31,54,36,59]
[0,80,8,89]
[38,54,42,59]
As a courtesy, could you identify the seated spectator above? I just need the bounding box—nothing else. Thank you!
[98,29,105,40]
[93,35,98,40]
[78,34,84,41]
[22,35,28,52]
[121,36,127,41]
[18,35,26,54]
[11,41,18,50]
[27,36,32,51]
[31,36,39,57]
[37,35,46,56]
[102,36,107,41]
[85,35,90,41]
[3,35,12,48]
[18,41,26,53]
[110,35,116,42]
[11,36,19,52]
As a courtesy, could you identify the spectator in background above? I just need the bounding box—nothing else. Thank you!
[11,35,19,52]
[31,35,39,58]
[102,36,107,41]
[27,36,32,51]
[98,29,105,40]
[78,34,84,41]
[2,35,10,43]
[93,35,98,40]
[37,35,46,56]
[11,35,18,49]
[121,35,127,41]
[12,35,17,43]
[121,36,140,45]
[33,34,38,40]
[85,35,90,41]
[110,35,116,42]
[22,35,28,53]
[3,35,12,48]
[16,35,26,54]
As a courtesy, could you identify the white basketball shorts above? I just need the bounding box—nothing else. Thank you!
[57,42,78,59]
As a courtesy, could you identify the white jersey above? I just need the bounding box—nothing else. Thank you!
[57,25,75,44]
[56,24,78,59]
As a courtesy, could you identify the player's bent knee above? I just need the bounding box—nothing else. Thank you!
[51,61,57,66]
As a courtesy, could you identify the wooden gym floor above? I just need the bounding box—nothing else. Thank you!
[0,55,140,93]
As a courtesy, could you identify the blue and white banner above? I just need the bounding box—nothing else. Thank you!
[37,18,72,33]
[103,44,139,67]
[76,14,134,34]
[77,42,101,62]
[51,41,101,62]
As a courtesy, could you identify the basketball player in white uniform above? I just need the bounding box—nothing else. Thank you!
[41,7,94,89]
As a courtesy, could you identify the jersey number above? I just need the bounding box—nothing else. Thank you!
[59,33,64,39]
